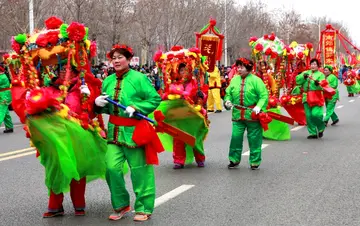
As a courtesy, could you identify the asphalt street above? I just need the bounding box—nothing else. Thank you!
[1,84,360,226]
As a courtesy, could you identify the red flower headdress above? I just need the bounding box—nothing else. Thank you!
[106,44,134,59]
[238,57,253,67]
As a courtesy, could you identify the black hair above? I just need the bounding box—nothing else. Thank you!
[109,48,133,60]
[310,58,320,67]
[178,63,186,73]
[235,58,254,72]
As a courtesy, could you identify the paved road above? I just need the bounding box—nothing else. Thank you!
[1,85,360,226]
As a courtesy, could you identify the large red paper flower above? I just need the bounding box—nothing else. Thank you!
[45,16,63,29]
[67,22,86,41]
[26,89,60,115]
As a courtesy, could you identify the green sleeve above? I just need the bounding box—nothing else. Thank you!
[255,78,269,110]
[328,74,338,89]
[129,74,161,115]
[224,79,233,103]
[296,71,306,86]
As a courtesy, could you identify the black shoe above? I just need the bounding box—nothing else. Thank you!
[228,161,240,169]
[331,119,339,126]
[250,165,259,170]
[215,110,222,113]
[307,135,318,139]
[318,131,324,138]
[207,110,214,112]
[3,128,13,133]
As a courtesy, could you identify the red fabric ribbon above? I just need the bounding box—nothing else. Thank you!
[251,112,272,131]
[109,115,164,165]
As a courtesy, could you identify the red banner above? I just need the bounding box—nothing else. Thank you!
[322,31,336,66]
[200,35,219,72]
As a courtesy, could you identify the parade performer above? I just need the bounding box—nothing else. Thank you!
[207,65,222,112]
[0,65,13,133]
[280,42,313,126]
[224,58,269,169]
[343,66,359,97]
[94,44,162,221]
[323,65,339,126]
[249,34,291,140]
[152,46,209,169]
[9,16,106,217]
[296,58,326,139]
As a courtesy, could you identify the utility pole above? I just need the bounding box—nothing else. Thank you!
[224,0,228,66]
[29,0,34,34]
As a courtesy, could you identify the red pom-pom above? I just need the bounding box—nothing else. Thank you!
[45,16,63,29]
[209,19,216,26]
[269,34,276,41]
[67,22,86,41]
[189,47,200,54]
[270,51,278,59]
[249,36,258,42]
[297,52,304,59]
[167,53,174,60]
[306,42,313,49]
[11,37,21,54]
[255,43,263,52]
[170,45,183,51]
[35,34,48,47]
[3,53,10,60]
[46,31,59,45]
[263,34,269,40]
[265,48,272,55]
[153,50,163,62]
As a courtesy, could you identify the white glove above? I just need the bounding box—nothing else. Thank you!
[95,95,109,107]
[253,106,261,114]
[80,85,91,95]
[224,100,233,110]
[125,106,136,117]
[25,91,30,100]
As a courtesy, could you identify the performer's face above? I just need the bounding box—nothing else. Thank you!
[310,62,318,71]
[237,65,248,76]
[111,51,130,72]
[323,68,331,75]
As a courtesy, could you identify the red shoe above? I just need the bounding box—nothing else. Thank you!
[75,209,85,216]
[43,210,65,218]
[108,206,131,221]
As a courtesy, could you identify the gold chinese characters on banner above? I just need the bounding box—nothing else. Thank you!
[199,34,219,72]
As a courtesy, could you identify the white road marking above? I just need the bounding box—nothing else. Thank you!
[336,105,344,109]
[349,99,355,102]
[291,126,305,131]
[0,151,36,162]
[132,184,195,212]
[0,147,34,157]
[0,124,22,130]
[242,144,269,156]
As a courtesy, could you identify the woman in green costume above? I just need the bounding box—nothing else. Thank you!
[0,65,13,133]
[296,58,326,139]
[323,65,339,126]
[95,44,162,222]
[224,58,269,169]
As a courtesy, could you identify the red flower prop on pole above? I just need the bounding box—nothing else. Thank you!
[67,22,86,41]
[45,16,63,29]
[251,112,272,131]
